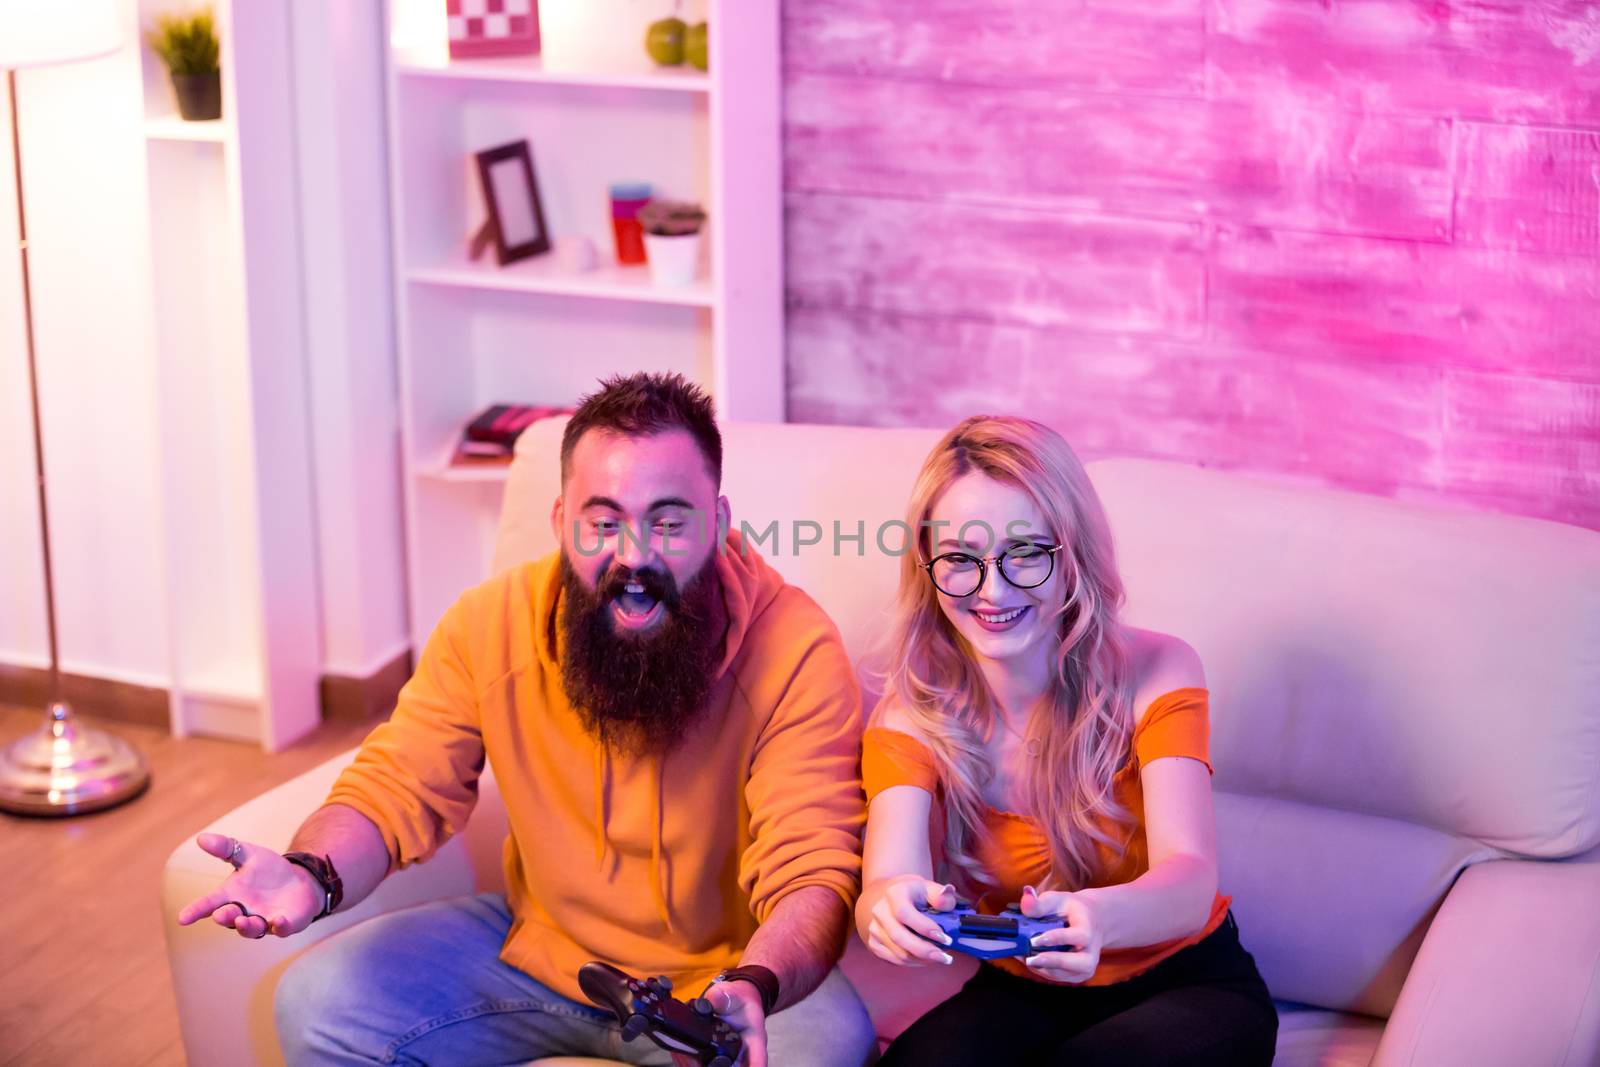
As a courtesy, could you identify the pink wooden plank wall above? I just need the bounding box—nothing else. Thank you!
[780,0,1600,531]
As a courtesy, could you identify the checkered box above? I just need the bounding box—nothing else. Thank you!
[446,0,540,59]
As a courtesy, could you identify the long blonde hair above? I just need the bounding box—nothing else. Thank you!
[884,415,1136,891]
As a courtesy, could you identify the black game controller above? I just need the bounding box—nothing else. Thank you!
[916,900,1070,960]
[578,961,743,1067]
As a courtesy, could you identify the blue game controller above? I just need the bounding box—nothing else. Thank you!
[916,900,1071,960]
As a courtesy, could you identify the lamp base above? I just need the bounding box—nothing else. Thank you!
[0,701,151,816]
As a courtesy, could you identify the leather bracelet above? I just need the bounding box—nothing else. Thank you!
[282,851,344,922]
[708,964,780,1015]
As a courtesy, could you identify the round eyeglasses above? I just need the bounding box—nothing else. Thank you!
[921,543,1064,598]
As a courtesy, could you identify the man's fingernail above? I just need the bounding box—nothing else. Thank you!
[1024,955,1038,967]
[940,953,953,965]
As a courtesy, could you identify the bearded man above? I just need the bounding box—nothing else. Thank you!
[175,373,875,1067]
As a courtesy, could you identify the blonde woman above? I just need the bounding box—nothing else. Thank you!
[858,416,1277,1065]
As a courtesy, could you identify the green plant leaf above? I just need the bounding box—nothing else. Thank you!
[148,8,220,76]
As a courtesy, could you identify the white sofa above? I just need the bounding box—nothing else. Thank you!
[163,418,1600,1066]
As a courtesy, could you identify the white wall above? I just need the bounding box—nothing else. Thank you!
[290,0,410,679]
[0,17,169,690]
[1,0,409,699]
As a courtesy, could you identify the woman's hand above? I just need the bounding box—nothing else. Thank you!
[1019,884,1101,983]
[175,832,325,939]
[864,875,957,967]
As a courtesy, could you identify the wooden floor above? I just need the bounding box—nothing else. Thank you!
[0,704,378,1067]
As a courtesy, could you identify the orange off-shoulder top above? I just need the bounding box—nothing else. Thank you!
[862,687,1231,986]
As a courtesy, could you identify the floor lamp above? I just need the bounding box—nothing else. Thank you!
[0,0,151,815]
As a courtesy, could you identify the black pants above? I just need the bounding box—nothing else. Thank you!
[878,911,1278,1066]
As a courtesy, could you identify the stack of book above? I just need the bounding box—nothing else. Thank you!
[452,403,573,466]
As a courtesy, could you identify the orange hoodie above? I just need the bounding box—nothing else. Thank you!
[322,532,866,1003]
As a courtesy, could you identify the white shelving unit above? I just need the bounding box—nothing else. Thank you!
[394,52,712,93]
[408,254,716,306]
[137,0,321,750]
[385,0,784,650]
[143,115,228,142]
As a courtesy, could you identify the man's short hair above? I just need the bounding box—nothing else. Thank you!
[560,372,722,486]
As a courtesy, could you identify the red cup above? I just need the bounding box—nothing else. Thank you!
[610,182,652,265]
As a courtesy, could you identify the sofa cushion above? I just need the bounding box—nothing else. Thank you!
[1216,791,1496,1016]
[1091,458,1600,859]
[1274,1002,1384,1067]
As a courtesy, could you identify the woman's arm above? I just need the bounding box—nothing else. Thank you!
[1083,632,1220,947]
[857,785,957,966]
[1023,756,1219,982]
[1075,754,1220,948]
[1024,635,1220,980]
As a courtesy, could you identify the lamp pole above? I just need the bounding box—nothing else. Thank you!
[0,10,151,816]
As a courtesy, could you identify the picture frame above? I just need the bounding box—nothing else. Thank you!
[474,139,550,265]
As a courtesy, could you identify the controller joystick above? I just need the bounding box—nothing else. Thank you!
[579,961,742,1067]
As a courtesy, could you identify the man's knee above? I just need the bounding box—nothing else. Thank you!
[833,1003,880,1066]
[769,969,880,1066]
[832,979,880,1065]
[274,934,371,1060]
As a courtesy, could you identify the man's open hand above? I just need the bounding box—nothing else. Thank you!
[175,832,323,940]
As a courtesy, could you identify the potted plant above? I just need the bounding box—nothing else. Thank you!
[638,200,706,287]
[149,8,221,121]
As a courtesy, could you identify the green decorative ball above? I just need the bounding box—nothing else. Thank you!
[685,22,708,71]
[645,17,686,66]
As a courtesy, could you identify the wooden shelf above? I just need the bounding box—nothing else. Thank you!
[407,254,714,307]
[394,50,710,93]
[415,457,513,484]
[144,115,230,143]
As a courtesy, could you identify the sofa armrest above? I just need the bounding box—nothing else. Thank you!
[1374,843,1600,1067]
[160,746,507,1067]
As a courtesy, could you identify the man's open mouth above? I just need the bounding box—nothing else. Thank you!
[617,581,659,616]
[610,581,666,630]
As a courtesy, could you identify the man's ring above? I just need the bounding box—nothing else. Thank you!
[226,901,265,938]
[226,838,244,867]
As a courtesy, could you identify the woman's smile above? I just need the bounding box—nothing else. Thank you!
[970,604,1032,632]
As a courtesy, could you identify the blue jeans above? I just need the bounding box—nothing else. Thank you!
[275,892,877,1066]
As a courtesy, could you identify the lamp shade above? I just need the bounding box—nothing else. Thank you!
[0,0,122,70]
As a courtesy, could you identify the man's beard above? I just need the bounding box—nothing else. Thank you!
[558,553,724,757]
